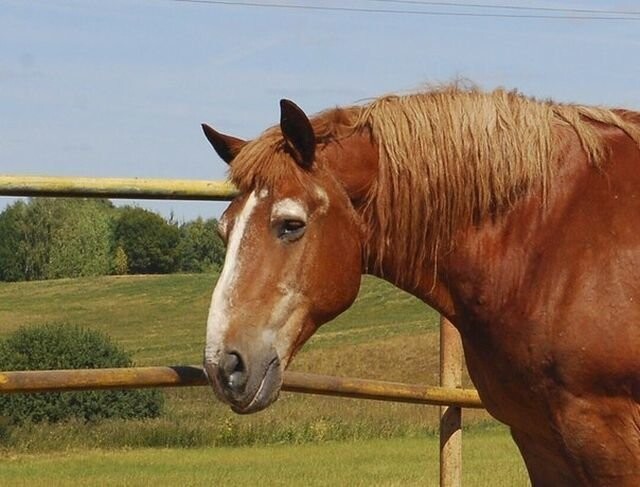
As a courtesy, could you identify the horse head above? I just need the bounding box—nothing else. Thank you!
[201,100,377,413]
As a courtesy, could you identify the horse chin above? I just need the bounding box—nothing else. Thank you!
[203,355,283,414]
[230,359,283,415]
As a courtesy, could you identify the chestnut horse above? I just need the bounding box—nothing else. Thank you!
[201,86,640,486]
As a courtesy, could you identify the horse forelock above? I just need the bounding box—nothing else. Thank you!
[229,107,360,192]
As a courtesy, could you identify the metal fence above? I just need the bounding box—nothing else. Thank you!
[0,174,482,487]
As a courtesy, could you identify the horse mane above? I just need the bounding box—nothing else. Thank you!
[230,85,640,286]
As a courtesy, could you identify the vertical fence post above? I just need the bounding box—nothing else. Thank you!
[439,315,463,487]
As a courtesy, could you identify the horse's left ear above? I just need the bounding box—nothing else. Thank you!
[201,123,247,165]
[280,99,316,169]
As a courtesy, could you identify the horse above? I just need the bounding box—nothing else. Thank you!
[200,85,640,486]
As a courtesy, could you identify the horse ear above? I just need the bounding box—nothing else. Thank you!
[201,123,247,165]
[279,99,316,169]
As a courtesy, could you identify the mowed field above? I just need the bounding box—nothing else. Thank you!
[0,274,528,485]
[0,430,527,486]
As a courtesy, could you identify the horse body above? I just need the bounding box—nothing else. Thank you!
[428,126,640,485]
[201,89,640,486]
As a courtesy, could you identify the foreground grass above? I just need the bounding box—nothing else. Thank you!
[0,426,528,486]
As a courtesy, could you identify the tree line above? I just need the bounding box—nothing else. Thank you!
[0,198,225,282]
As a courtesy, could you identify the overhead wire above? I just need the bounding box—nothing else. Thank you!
[365,0,640,17]
[170,0,640,20]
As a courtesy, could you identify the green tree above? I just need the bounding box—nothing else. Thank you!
[114,207,180,274]
[0,199,115,281]
[0,201,29,281]
[177,217,225,273]
[47,199,115,279]
[113,245,129,275]
[0,199,56,281]
[21,198,57,280]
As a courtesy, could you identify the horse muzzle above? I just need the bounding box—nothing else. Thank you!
[203,347,283,414]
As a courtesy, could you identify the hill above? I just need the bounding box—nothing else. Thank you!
[0,273,440,374]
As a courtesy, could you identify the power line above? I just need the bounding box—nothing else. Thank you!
[366,0,640,17]
[170,0,640,20]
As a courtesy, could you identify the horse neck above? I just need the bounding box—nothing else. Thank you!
[321,129,571,326]
[366,206,549,326]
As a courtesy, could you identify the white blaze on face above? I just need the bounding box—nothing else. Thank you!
[271,198,308,223]
[204,191,261,365]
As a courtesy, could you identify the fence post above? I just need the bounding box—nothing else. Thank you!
[439,315,463,487]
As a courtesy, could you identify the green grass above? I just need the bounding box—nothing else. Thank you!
[0,425,528,486]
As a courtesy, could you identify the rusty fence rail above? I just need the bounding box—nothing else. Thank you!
[0,173,481,487]
[0,367,482,408]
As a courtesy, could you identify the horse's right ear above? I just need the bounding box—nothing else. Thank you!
[201,124,247,165]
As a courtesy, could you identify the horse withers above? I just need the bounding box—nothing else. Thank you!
[201,87,640,486]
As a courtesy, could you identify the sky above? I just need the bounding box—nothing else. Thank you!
[1,0,639,221]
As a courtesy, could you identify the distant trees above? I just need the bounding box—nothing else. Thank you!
[0,198,225,282]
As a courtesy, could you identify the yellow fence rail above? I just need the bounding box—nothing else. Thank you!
[0,175,238,200]
[0,367,482,408]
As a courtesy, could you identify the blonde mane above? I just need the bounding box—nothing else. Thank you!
[230,86,640,286]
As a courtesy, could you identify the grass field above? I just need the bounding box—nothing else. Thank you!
[0,273,527,484]
[0,426,527,486]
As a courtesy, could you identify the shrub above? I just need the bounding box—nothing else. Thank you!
[0,324,163,424]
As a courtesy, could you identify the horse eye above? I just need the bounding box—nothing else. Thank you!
[278,219,306,241]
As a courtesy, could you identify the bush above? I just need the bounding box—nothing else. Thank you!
[0,324,164,424]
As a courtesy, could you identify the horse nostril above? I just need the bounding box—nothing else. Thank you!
[223,352,241,375]
[220,352,247,394]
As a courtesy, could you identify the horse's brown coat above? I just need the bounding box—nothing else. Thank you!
[204,87,640,486]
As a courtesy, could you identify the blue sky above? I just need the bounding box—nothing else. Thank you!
[1,0,639,220]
